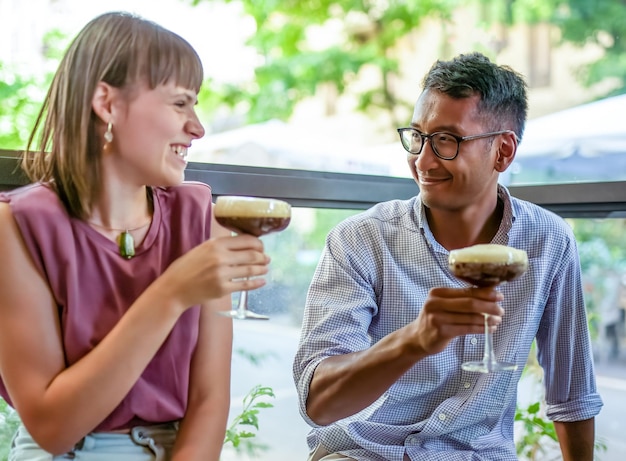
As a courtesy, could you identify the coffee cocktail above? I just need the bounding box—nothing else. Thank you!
[448,243,528,373]
[448,244,528,287]
[214,196,291,237]
[213,196,292,320]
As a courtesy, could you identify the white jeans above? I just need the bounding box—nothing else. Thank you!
[9,423,178,461]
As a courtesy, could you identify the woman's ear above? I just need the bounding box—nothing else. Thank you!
[495,131,518,173]
[91,82,115,124]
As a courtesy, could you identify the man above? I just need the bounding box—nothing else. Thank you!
[293,52,603,461]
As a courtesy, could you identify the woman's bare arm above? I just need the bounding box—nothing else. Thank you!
[172,213,234,461]
[0,203,266,454]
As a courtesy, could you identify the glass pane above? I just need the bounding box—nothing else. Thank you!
[570,218,626,460]
[506,96,626,186]
[188,120,411,178]
[5,1,625,183]
[223,207,359,460]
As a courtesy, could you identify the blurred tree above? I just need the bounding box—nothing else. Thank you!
[187,0,460,128]
[189,0,626,128]
[0,29,66,150]
[0,67,42,150]
[553,0,626,96]
[481,0,626,97]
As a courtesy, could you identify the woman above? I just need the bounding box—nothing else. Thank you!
[0,11,270,461]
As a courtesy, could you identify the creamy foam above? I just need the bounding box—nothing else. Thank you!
[449,244,528,265]
[214,196,291,218]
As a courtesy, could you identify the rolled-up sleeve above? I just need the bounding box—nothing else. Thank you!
[293,224,380,427]
[537,233,603,421]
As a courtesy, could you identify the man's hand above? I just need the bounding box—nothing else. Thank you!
[408,286,504,356]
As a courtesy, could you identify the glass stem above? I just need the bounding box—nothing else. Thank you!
[483,313,494,372]
[235,282,249,320]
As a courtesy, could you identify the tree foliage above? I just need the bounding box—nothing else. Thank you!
[0,68,46,151]
[551,0,626,96]
[0,29,66,150]
[188,0,626,127]
[187,0,460,127]
[485,0,626,97]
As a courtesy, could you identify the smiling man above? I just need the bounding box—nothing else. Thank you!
[293,52,603,461]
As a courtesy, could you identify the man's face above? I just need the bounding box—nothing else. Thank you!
[407,89,501,214]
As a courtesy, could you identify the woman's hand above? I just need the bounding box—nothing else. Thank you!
[160,234,271,310]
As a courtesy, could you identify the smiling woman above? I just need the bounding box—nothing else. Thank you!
[0,11,273,461]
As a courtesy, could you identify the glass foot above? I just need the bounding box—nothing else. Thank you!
[462,360,518,373]
[217,310,269,320]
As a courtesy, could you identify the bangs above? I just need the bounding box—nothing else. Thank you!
[103,15,204,93]
[141,27,204,92]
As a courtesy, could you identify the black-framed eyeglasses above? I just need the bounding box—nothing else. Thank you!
[397,127,515,160]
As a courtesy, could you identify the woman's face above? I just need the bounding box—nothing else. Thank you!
[107,81,205,187]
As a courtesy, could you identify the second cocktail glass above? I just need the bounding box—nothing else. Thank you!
[214,195,291,320]
[448,244,528,373]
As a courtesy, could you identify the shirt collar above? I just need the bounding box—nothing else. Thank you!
[415,183,516,247]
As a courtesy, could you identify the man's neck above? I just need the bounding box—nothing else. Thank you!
[425,197,504,251]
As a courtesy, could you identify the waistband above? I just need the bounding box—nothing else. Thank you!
[78,422,178,461]
[72,423,179,460]
[10,423,179,461]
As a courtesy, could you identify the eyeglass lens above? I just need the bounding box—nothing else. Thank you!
[401,130,458,159]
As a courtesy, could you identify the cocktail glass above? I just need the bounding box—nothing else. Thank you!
[448,244,528,373]
[214,195,291,320]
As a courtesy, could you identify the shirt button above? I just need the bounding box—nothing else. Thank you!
[463,382,471,389]
[438,413,447,421]
[470,337,478,345]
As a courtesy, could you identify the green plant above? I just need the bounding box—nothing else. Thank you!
[515,400,608,460]
[514,344,608,460]
[223,384,275,456]
[0,397,21,461]
[515,401,559,460]
[0,385,276,460]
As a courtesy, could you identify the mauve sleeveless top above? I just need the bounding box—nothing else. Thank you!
[0,181,213,431]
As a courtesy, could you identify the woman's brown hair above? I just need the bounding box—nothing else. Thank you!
[22,11,204,219]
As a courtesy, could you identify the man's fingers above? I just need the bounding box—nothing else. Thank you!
[430,311,502,327]
[430,286,504,302]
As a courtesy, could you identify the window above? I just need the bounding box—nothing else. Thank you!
[3,153,625,459]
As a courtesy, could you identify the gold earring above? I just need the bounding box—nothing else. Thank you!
[104,121,113,143]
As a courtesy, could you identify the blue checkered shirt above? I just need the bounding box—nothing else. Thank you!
[293,185,603,461]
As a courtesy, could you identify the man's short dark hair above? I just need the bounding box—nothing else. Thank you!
[422,52,528,140]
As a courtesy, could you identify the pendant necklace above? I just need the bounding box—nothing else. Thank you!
[88,220,152,259]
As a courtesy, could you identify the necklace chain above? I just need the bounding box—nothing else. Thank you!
[88,220,151,233]
[87,219,152,259]
[86,188,154,259]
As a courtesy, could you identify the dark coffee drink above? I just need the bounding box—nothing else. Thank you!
[214,196,292,236]
[448,244,528,287]
[216,216,290,237]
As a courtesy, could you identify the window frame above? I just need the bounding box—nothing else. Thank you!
[2,150,625,217]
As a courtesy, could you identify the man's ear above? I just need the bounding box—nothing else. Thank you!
[494,132,518,173]
[91,81,116,124]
